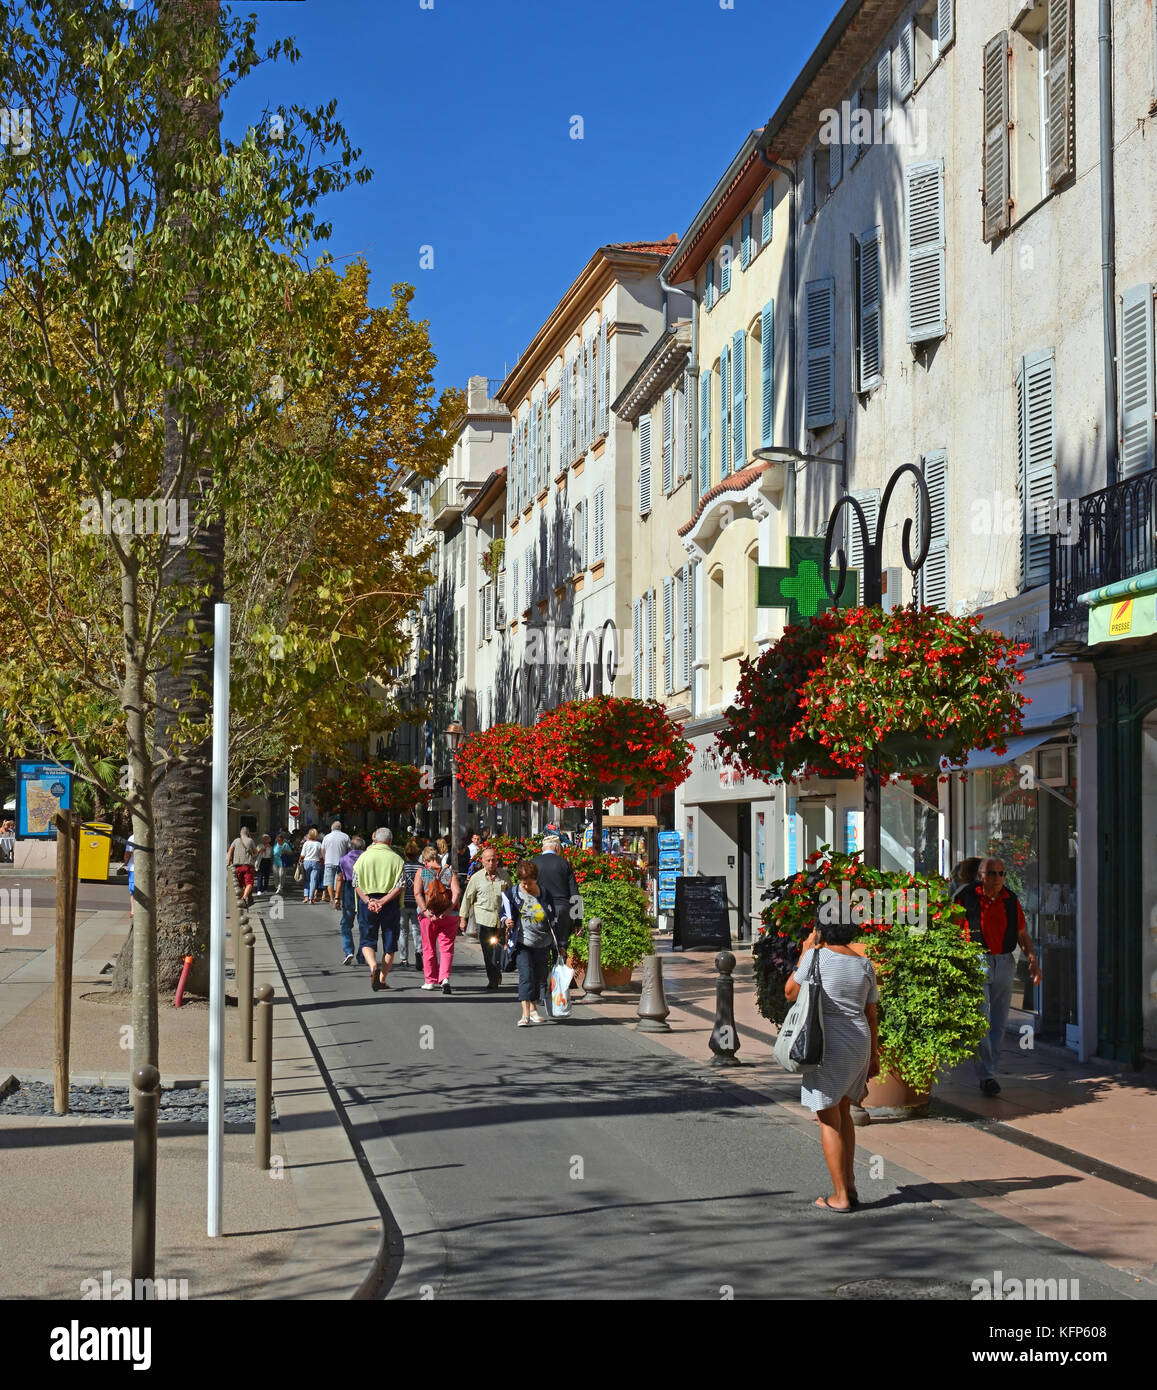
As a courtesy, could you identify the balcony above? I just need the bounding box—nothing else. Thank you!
[1050,468,1157,635]
[428,478,461,531]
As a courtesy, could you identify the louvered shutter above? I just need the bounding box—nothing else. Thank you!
[482,584,492,639]
[633,599,642,697]
[530,398,538,496]
[683,368,694,481]
[851,89,864,164]
[830,133,843,188]
[732,330,746,468]
[1120,285,1155,478]
[507,431,516,518]
[513,556,519,614]
[590,332,599,449]
[741,213,752,270]
[847,489,879,604]
[760,300,775,447]
[561,356,571,465]
[593,485,604,561]
[982,33,1010,242]
[646,590,656,700]
[1047,0,1074,187]
[898,20,914,99]
[905,161,946,342]
[699,370,711,493]
[1016,350,1057,588]
[719,343,731,476]
[917,450,949,608]
[662,389,674,494]
[762,188,773,246]
[720,241,731,296]
[681,561,692,687]
[675,379,687,481]
[937,0,953,50]
[706,259,715,310]
[663,577,674,695]
[540,394,548,488]
[580,498,588,569]
[496,566,505,626]
[877,48,892,124]
[581,338,591,454]
[639,413,652,516]
[858,227,882,390]
[599,315,609,436]
[805,277,836,428]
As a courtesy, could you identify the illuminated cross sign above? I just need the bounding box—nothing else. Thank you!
[756,536,858,626]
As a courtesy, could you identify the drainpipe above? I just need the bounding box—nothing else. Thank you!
[1099,0,1118,486]
[758,151,800,533]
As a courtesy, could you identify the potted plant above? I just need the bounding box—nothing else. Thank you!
[315,760,424,817]
[480,538,505,582]
[752,848,988,1115]
[532,696,692,807]
[568,878,655,988]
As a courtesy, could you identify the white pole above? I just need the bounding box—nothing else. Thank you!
[208,602,230,1237]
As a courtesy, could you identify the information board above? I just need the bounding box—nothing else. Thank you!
[672,875,732,951]
[16,762,72,838]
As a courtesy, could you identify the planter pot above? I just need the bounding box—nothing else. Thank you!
[854,1070,931,1124]
[566,955,635,989]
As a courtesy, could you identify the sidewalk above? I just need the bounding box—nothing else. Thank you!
[583,939,1157,1285]
[0,886,383,1300]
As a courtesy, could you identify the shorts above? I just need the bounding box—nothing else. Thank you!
[235,865,254,889]
[359,899,401,957]
[127,871,135,898]
[323,863,341,889]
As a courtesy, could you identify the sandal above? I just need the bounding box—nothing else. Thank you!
[815,1196,853,1213]
[370,968,380,992]
[517,1017,531,1027]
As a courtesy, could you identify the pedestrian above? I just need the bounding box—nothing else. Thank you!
[459,843,511,990]
[0,818,14,864]
[399,838,424,971]
[272,831,291,895]
[123,834,135,919]
[501,860,559,1027]
[226,826,258,907]
[531,833,581,957]
[299,827,324,903]
[950,856,982,893]
[954,857,1042,1096]
[353,827,405,992]
[783,920,880,1212]
[337,835,365,965]
[256,834,273,895]
[321,819,351,908]
[436,835,451,870]
[414,844,461,994]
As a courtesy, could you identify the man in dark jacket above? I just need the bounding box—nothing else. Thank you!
[532,834,581,953]
[953,857,1042,1097]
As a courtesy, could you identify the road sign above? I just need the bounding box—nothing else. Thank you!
[289,804,300,817]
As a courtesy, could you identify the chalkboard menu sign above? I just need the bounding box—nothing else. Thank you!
[672,876,732,951]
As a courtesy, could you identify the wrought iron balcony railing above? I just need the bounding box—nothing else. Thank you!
[1051,467,1157,630]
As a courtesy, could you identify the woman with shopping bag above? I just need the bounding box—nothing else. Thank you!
[500,860,560,1028]
[782,920,879,1213]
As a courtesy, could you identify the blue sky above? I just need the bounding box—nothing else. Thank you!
[235,0,836,399]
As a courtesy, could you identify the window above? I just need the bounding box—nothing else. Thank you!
[699,369,711,496]
[759,299,775,448]
[1016,349,1057,589]
[740,212,752,271]
[592,486,605,562]
[645,589,656,700]
[662,389,674,495]
[854,226,882,392]
[705,259,716,310]
[899,1,953,99]
[761,186,773,249]
[663,576,674,695]
[846,489,880,604]
[632,599,643,699]
[639,413,652,516]
[915,450,948,608]
[680,561,693,689]
[708,568,724,708]
[718,345,731,476]
[1009,1,1074,223]
[876,47,892,129]
[731,330,747,470]
[905,160,946,343]
[720,238,733,296]
[573,498,587,571]
[598,316,609,437]
[982,31,1010,241]
[807,145,831,218]
[805,276,835,429]
[1120,285,1156,478]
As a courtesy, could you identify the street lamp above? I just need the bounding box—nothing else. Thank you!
[443,721,464,878]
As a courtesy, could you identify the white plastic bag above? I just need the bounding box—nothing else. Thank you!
[549,959,574,1018]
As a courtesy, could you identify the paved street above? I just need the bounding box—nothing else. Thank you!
[264,896,1141,1301]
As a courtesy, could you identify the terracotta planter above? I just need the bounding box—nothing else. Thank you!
[566,956,635,989]
[857,1070,931,1122]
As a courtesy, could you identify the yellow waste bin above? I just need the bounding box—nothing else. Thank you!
[78,822,113,882]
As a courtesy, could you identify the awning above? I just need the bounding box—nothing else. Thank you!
[600,815,659,828]
[954,732,1053,773]
[1080,568,1157,644]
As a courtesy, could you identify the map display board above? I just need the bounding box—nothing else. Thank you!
[17,762,72,838]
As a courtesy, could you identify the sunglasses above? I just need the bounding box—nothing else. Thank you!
[983,869,1005,877]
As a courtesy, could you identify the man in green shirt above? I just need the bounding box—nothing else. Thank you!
[459,844,511,990]
[353,827,404,992]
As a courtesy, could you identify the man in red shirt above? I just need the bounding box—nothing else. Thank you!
[953,857,1042,1096]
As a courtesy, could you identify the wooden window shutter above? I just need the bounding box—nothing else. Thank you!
[905,160,946,342]
[507,431,515,518]
[858,226,882,390]
[662,389,674,494]
[599,315,609,436]
[760,299,775,447]
[593,485,605,560]
[663,576,674,695]
[561,355,571,465]
[937,0,954,52]
[805,276,836,428]
[681,562,692,688]
[681,368,693,480]
[741,213,752,270]
[917,450,949,608]
[1047,0,1075,188]
[731,329,746,469]
[674,380,686,482]
[699,370,711,494]
[1120,285,1156,478]
[898,21,914,99]
[720,240,732,296]
[846,488,879,603]
[639,413,652,516]
[830,132,842,188]
[646,590,656,700]
[877,48,892,124]
[1016,349,1057,589]
[761,188,773,247]
[982,33,1010,242]
[719,343,731,477]
[632,599,642,698]
[496,565,505,626]
[512,556,519,614]
[706,258,715,310]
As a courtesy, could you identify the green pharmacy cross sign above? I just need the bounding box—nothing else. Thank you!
[756,537,858,626]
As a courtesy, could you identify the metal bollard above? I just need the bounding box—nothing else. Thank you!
[583,916,605,998]
[239,931,255,1063]
[636,954,671,1032]
[131,1064,160,1286]
[254,983,274,1170]
[708,950,741,1065]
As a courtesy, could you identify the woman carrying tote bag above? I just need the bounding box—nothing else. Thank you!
[782,920,879,1213]
[500,860,559,1028]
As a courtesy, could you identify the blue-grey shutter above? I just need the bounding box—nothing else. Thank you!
[681,561,692,687]
[719,343,730,476]
[877,49,892,125]
[1047,0,1074,187]
[507,430,515,520]
[530,397,538,496]
[761,187,773,246]
[699,369,711,493]
[682,367,694,480]
[898,20,914,99]
[983,33,1010,242]
[513,556,519,615]
[846,489,879,604]
[1121,285,1156,478]
[632,599,642,698]
[937,0,954,50]
[705,259,715,310]
[805,277,836,428]
[1016,350,1057,588]
[561,354,571,465]
[916,451,948,608]
[593,485,604,560]
[760,300,775,447]
[830,132,842,188]
[663,577,674,695]
[858,227,882,390]
[720,240,731,296]
[646,590,656,700]
[731,330,746,469]
[639,413,652,516]
[662,389,674,494]
[905,160,946,342]
[598,315,609,436]
[740,213,752,270]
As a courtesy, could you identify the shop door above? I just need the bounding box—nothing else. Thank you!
[736,804,751,941]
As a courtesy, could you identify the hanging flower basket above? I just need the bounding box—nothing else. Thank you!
[480,538,505,582]
[456,723,542,803]
[718,605,1029,783]
[532,696,692,807]
[315,761,424,816]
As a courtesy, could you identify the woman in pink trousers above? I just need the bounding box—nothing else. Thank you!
[413,844,461,995]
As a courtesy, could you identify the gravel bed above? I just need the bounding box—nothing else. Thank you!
[0,1080,273,1126]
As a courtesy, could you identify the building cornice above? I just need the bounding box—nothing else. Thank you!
[612,323,693,422]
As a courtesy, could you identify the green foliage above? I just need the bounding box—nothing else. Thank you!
[568,879,655,971]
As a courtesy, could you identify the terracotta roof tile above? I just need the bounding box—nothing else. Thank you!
[678,462,769,536]
[605,234,679,256]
